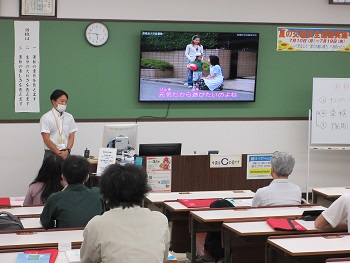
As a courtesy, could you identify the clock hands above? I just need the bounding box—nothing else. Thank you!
[85,22,108,46]
[88,32,100,41]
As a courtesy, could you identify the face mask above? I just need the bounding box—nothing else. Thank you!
[56,103,67,113]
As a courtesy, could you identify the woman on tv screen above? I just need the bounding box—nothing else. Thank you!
[198,55,224,91]
[185,35,204,89]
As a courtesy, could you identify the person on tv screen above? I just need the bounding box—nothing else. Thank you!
[80,163,170,263]
[251,151,301,207]
[188,52,204,90]
[40,89,78,160]
[198,55,224,91]
[23,154,66,206]
[185,35,203,89]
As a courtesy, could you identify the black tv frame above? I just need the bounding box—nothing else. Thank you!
[138,143,182,156]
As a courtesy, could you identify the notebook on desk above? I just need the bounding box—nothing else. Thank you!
[178,198,217,208]
[266,218,307,231]
[0,197,10,206]
[19,249,58,263]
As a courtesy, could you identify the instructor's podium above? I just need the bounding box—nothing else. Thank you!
[89,154,271,192]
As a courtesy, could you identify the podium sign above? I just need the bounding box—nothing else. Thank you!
[210,155,242,168]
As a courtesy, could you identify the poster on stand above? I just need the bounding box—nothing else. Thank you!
[96,148,117,176]
[146,156,172,192]
[246,154,273,180]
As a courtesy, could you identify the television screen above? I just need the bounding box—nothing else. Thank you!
[138,143,182,156]
[101,124,138,155]
[139,31,259,102]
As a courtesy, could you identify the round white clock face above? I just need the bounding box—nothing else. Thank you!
[85,22,109,47]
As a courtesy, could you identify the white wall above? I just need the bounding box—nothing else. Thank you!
[0,0,349,196]
[0,120,349,196]
[1,0,350,24]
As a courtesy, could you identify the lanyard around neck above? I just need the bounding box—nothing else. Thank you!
[52,109,64,144]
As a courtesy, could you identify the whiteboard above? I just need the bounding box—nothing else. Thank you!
[311,78,350,144]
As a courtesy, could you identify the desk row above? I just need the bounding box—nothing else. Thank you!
[0,218,349,263]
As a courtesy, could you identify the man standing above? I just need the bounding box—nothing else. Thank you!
[40,89,78,159]
[251,151,301,207]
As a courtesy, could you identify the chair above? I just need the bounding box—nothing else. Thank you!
[196,199,234,262]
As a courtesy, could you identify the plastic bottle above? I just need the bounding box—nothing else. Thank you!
[84,148,90,158]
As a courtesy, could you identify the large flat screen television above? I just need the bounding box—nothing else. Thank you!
[139,30,259,102]
[138,143,182,156]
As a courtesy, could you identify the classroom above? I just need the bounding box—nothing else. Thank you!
[0,0,348,198]
[0,0,349,262]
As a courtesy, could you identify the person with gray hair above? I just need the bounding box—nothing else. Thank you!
[251,151,301,207]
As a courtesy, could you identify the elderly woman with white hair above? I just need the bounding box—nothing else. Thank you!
[251,151,301,207]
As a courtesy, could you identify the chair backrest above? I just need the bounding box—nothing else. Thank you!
[0,211,24,231]
[209,199,234,209]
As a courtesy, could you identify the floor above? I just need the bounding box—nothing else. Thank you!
[171,252,189,263]
[171,252,217,263]
[147,204,217,263]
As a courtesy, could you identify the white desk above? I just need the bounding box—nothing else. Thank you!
[222,219,340,263]
[10,197,24,207]
[191,205,325,222]
[312,187,350,206]
[326,258,350,263]
[189,205,325,263]
[163,198,252,253]
[0,249,177,263]
[20,218,43,230]
[145,190,255,206]
[267,233,350,263]
[0,229,83,251]
[224,219,319,236]
[164,198,252,213]
[0,197,24,207]
[0,206,43,218]
[0,251,73,263]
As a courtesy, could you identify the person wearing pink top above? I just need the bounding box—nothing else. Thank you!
[23,155,66,206]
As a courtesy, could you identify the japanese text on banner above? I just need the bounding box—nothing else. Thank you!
[246,154,273,180]
[14,21,40,112]
[277,27,350,52]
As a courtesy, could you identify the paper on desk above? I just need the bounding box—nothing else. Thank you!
[240,199,253,205]
[65,249,80,263]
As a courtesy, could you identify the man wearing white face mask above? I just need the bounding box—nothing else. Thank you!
[40,89,78,160]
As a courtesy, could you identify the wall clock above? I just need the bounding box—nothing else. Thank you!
[85,22,109,47]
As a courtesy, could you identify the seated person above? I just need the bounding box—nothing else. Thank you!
[24,155,65,206]
[204,199,234,262]
[40,155,104,229]
[314,193,349,232]
[251,151,301,207]
[198,55,224,91]
[80,163,170,263]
